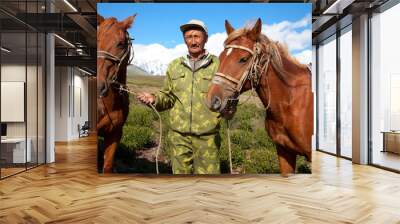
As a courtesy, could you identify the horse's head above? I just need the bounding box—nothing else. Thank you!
[206,19,263,119]
[97,14,136,98]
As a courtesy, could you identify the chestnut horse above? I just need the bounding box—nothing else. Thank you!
[206,19,313,176]
[97,14,136,173]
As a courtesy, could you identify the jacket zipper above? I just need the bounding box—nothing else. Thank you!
[189,61,196,133]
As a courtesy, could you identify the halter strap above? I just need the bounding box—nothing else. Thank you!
[97,31,133,98]
[97,31,133,64]
[97,50,123,62]
[213,42,262,92]
[214,72,240,85]
[212,41,272,113]
[224,44,255,55]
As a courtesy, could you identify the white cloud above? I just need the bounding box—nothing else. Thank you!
[261,15,311,52]
[206,32,227,57]
[293,49,312,64]
[132,43,187,65]
[131,15,311,75]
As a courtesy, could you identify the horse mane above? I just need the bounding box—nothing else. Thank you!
[224,27,309,85]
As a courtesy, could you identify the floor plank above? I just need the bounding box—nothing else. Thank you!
[0,135,399,223]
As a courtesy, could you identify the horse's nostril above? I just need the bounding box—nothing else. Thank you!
[211,96,222,111]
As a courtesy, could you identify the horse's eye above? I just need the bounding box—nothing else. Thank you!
[239,57,249,64]
[117,42,125,48]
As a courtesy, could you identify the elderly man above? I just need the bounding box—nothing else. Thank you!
[137,19,221,174]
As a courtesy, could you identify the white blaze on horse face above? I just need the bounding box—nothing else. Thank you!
[226,48,233,56]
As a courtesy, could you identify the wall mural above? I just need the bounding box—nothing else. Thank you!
[97,3,313,175]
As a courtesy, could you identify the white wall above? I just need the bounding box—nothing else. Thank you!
[1,65,31,138]
[54,67,89,141]
[1,63,46,164]
[55,66,69,141]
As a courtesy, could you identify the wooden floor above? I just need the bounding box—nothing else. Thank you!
[372,150,400,171]
[0,136,400,223]
[1,167,26,178]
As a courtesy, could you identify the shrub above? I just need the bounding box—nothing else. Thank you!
[253,128,275,149]
[296,156,311,173]
[126,105,156,127]
[243,148,280,173]
[230,104,262,131]
[230,129,253,149]
[121,125,153,151]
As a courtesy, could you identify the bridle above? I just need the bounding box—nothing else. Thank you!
[97,31,133,131]
[97,31,134,98]
[212,41,271,114]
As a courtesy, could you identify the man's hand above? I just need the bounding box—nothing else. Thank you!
[137,92,155,105]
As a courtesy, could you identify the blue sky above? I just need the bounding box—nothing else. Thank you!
[98,3,310,48]
[98,3,311,75]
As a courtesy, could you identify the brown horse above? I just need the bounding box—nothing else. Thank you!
[97,14,136,173]
[206,19,313,176]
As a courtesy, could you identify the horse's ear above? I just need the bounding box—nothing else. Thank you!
[249,18,262,41]
[122,14,137,29]
[97,14,105,26]
[225,20,235,35]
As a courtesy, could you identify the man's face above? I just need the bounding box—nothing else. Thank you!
[183,29,207,55]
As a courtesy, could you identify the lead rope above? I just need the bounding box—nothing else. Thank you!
[148,102,162,175]
[115,84,162,174]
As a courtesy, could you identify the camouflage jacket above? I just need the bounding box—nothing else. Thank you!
[154,53,221,135]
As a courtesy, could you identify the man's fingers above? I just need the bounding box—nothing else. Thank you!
[135,92,153,105]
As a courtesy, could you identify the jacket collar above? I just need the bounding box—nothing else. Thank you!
[181,51,213,72]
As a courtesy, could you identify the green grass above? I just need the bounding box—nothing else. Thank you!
[127,74,164,88]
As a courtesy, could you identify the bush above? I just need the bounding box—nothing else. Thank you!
[244,148,280,173]
[296,156,311,173]
[126,105,156,127]
[253,128,275,149]
[121,125,153,151]
[230,129,253,149]
[230,104,263,131]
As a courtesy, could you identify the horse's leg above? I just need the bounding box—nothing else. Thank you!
[97,115,111,131]
[97,110,124,132]
[264,120,297,176]
[276,146,296,177]
[103,128,122,173]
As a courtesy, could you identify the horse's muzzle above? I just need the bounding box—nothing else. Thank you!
[220,98,239,120]
[210,96,222,111]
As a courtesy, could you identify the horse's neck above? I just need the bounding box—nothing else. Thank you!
[257,65,290,111]
[257,59,311,112]
[277,53,310,86]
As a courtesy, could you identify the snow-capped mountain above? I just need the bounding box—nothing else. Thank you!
[127,64,152,77]
[131,59,168,76]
